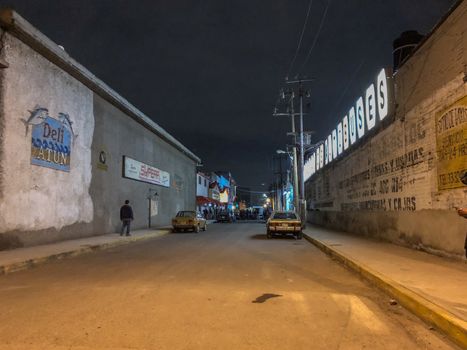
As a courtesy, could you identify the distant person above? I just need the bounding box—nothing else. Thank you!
[120,200,134,236]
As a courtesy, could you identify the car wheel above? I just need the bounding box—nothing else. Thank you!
[296,231,303,239]
[203,223,207,231]
[195,225,200,233]
[266,229,272,239]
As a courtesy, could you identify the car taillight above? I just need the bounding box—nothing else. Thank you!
[294,222,301,227]
[188,220,193,224]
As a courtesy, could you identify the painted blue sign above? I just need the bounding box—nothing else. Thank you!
[27,108,74,172]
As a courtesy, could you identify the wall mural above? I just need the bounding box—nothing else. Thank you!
[23,106,77,172]
[435,96,467,190]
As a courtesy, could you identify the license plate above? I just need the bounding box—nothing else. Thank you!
[282,223,288,227]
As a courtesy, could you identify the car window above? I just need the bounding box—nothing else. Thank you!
[176,211,196,217]
[272,212,297,220]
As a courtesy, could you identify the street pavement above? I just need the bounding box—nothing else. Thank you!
[303,225,467,348]
[0,222,461,349]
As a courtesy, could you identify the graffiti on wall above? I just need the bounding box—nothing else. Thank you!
[24,107,76,172]
[436,96,467,190]
[308,121,430,213]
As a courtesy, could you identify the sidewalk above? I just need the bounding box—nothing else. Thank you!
[0,227,171,275]
[303,225,467,349]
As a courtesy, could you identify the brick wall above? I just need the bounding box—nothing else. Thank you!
[306,1,467,257]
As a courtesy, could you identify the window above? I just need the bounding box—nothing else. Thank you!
[204,179,207,187]
[273,212,297,220]
[176,211,196,217]
[198,176,201,185]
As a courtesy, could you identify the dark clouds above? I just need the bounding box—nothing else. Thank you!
[1,0,456,188]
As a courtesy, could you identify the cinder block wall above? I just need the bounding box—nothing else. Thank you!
[306,2,467,257]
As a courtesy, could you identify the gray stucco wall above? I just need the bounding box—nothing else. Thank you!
[0,15,197,250]
[90,94,196,233]
[306,2,467,257]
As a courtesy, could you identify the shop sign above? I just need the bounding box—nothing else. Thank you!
[123,156,170,187]
[26,107,75,172]
[304,68,393,181]
[209,188,220,201]
[97,150,108,171]
[220,189,229,203]
[436,96,467,190]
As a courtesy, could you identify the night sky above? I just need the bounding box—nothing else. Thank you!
[1,0,457,189]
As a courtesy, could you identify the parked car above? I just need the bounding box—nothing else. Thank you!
[217,211,232,223]
[172,211,207,233]
[266,211,302,239]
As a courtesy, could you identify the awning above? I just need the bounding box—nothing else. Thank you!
[196,196,222,206]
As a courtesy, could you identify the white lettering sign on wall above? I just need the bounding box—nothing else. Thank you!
[303,68,392,181]
[327,134,333,162]
[349,107,357,145]
[332,129,338,159]
[324,139,329,165]
[337,122,343,155]
[343,115,349,151]
[319,144,324,168]
[377,69,389,120]
[356,96,365,138]
[365,84,376,131]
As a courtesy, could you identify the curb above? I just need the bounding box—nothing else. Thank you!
[303,232,467,349]
[0,229,171,275]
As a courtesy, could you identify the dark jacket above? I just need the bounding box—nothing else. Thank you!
[120,204,134,220]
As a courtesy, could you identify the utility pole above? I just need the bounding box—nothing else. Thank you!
[299,83,305,218]
[285,77,312,223]
[274,94,300,213]
[289,99,300,213]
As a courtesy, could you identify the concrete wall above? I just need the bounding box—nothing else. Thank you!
[306,1,467,257]
[0,31,95,248]
[0,12,198,250]
[91,94,196,233]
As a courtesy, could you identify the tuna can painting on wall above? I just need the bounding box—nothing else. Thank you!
[24,107,77,172]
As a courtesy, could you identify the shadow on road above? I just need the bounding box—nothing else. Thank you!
[252,293,282,303]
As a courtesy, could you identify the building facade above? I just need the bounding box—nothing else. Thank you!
[304,1,466,257]
[0,10,200,250]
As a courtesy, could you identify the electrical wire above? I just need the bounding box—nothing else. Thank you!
[298,0,331,74]
[325,59,365,120]
[286,0,314,79]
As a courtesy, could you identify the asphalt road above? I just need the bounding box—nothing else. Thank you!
[0,223,459,350]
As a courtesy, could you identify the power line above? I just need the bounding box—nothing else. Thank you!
[236,188,272,194]
[325,58,365,120]
[298,0,331,74]
[286,0,314,79]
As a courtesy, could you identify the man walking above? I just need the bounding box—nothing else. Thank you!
[120,200,134,236]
